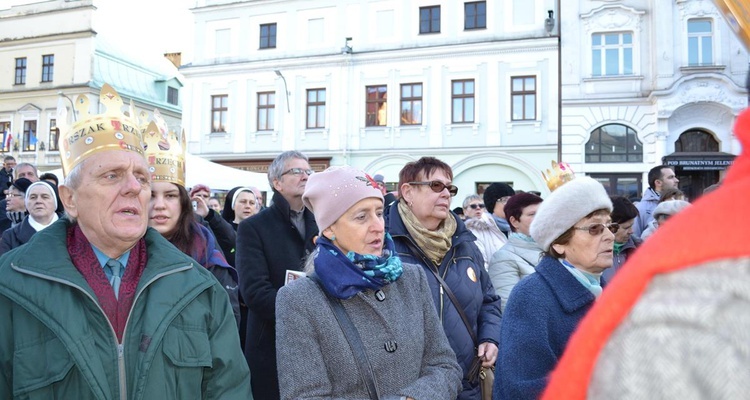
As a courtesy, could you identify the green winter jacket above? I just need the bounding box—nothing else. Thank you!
[0,219,252,400]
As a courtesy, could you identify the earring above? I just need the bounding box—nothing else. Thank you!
[330,234,336,241]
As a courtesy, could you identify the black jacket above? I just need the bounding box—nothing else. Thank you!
[0,168,11,201]
[198,209,237,267]
[236,191,317,400]
[0,216,35,257]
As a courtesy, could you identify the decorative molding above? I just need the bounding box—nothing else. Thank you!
[581,5,646,33]
[677,0,719,20]
[656,79,746,117]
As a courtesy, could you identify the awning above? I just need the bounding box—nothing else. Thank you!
[662,152,736,171]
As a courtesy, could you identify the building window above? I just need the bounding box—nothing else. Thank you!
[590,173,642,200]
[688,19,713,66]
[15,58,27,85]
[464,1,486,30]
[211,95,228,133]
[257,92,275,131]
[366,85,387,127]
[675,129,719,152]
[0,122,10,152]
[260,23,277,49]
[306,89,326,129]
[23,121,38,152]
[400,83,423,125]
[41,54,54,83]
[452,79,475,123]
[592,32,633,76]
[167,87,179,106]
[585,123,643,163]
[419,6,440,34]
[511,76,536,121]
[49,119,59,151]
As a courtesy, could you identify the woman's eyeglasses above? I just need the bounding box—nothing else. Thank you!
[468,203,485,210]
[408,181,459,197]
[573,222,619,236]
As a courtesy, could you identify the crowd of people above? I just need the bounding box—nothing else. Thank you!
[0,81,745,400]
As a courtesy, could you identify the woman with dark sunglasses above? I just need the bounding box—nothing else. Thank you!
[384,156,502,400]
[495,176,614,400]
[462,194,508,271]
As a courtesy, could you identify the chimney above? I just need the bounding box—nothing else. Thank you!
[164,52,182,68]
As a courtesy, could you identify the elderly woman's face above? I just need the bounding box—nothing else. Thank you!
[553,212,615,274]
[6,187,26,212]
[326,197,384,256]
[511,203,539,236]
[465,200,485,219]
[402,169,454,230]
[25,185,56,221]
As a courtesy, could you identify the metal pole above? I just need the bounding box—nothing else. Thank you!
[58,91,77,121]
[557,0,563,162]
[274,70,291,113]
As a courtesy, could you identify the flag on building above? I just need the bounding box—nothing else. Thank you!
[4,132,11,150]
[29,129,37,146]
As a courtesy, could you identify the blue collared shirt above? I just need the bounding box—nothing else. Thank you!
[91,245,130,281]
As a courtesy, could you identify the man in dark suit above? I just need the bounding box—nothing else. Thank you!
[0,156,16,201]
[236,150,318,400]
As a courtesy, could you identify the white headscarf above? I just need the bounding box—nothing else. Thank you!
[25,181,59,231]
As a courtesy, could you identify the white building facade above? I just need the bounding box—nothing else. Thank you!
[0,0,183,173]
[560,0,748,200]
[181,0,562,206]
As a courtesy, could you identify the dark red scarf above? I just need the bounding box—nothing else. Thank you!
[67,224,147,342]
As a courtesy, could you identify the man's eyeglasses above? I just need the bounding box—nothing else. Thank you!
[5,193,21,198]
[281,168,314,177]
[468,203,485,210]
[408,181,458,197]
[573,223,619,236]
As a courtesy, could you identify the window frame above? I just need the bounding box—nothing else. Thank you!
[15,57,27,85]
[260,23,277,49]
[257,91,276,131]
[451,79,475,124]
[510,76,537,121]
[400,83,423,126]
[585,123,643,163]
[365,85,388,127]
[0,121,11,152]
[22,120,37,152]
[589,173,643,200]
[419,6,441,34]
[464,1,487,30]
[41,54,54,83]
[211,95,228,133]
[167,87,179,106]
[306,88,326,129]
[49,118,59,151]
[591,32,633,77]
[687,19,713,66]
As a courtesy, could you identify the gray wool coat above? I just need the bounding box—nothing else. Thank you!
[276,263,463,400]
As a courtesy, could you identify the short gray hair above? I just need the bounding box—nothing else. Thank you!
[462,194,482,209]
[62,160,86,190]
[15,162,38,179]
[267,151,308,189]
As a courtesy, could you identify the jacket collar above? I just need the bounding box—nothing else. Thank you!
[536,256,600,313]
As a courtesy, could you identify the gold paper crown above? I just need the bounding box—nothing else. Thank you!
[144,110,186,186]
[57,84,147,177]
[542,160,576,191]
[713,0,750,51]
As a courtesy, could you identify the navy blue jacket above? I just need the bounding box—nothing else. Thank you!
[494,256,603,400]
[386,201,502,400]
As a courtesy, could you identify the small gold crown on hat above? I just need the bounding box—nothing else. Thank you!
[542,160,575,191]
[144,110,186,186]
[56,83,147,177]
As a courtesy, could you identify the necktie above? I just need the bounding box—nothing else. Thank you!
[106,259,123,299]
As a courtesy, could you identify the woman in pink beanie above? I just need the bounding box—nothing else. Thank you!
[275,166,462,400]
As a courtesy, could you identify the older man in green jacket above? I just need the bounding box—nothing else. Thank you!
[0,84,251,399]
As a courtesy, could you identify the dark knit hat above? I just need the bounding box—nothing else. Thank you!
[503,192,543,231]
[10,178,32,194]
[483,183,516,214]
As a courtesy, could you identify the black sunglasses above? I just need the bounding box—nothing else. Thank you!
[468,203,485,210]
[408,181,459,197]
[573,222,619,236]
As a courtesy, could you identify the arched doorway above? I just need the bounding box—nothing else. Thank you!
[662,129,733,201]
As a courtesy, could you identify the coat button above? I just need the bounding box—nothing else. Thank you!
[375,290,386,301]
[384,340,397,352]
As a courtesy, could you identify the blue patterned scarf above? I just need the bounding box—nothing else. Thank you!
[314,233,403,299]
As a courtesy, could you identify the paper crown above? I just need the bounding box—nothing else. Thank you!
[144,110,186,186]
[57,84,147,177]
[542,160,576,191]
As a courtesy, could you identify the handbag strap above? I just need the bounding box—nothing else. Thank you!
[309,274,381,400]
[403,240,478,345]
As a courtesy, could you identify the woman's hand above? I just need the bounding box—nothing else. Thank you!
[478,342,498,367]
[192,195,209,218]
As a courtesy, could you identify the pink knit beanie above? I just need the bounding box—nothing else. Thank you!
[302,166,384,232]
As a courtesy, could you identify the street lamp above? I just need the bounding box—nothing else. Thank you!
[545,6,563,162]
[274,70,291,113]
[58,91,77,121]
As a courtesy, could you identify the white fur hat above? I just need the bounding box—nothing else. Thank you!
[530,176,613,252]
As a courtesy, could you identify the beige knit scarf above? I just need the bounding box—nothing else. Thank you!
[397,200,456,265]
